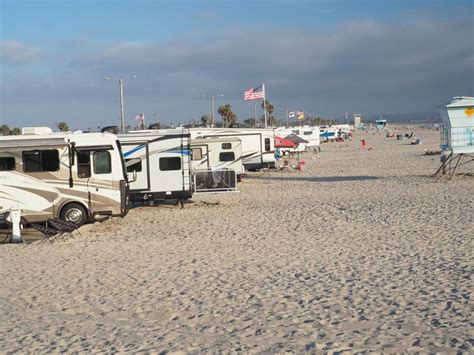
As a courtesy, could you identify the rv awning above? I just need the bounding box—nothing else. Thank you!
[274,136,297,148]
[0,138,68,149]
[284,134,309,144]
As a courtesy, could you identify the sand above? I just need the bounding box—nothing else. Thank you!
[1,125,473,353]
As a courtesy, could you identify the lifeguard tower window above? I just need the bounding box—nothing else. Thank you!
[125,158,142,172]
[159,157,181,171]
[219,152,235,162]
[192,148,202,160]
[0,157,15,171]
[222,143,232,150]
[23,149,60,172]
[77,150,91,178]
[265,138,271,151]
[93,151,112,174]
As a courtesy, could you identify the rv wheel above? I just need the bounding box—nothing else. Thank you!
[60,203,87,226]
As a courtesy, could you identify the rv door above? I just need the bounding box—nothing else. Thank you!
[76,147,117,215]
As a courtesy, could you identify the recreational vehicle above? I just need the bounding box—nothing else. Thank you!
[190,128,275,170]
[118,129,193,203]
[274,126,320,148]
[0,128,129,225]
[190,137,244,177]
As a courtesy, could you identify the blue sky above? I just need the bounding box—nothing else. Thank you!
[1,0,473,129]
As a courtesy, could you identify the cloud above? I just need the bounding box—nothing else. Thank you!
[0,40,41,65]
[1,15,473,128]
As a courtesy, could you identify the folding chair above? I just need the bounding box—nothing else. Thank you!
[27,222,62,244]
[47,218,81,238]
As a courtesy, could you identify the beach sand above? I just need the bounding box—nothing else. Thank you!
[1,125,472,353]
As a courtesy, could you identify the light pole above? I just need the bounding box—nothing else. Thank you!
[202,94,223,127]
[105,75,136,132]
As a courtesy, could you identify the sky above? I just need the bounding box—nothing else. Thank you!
[1,0,473,130]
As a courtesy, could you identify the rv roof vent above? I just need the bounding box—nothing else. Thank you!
[21,127,54,135]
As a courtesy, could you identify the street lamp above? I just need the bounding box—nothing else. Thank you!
[105,75,136,132]
[202,94,224,127]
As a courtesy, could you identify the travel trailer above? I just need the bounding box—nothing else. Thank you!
[118,129,193,203]
[274,126,320,148]
[191,137,244,177]
[0,128,129,225]
[190,128,275,170]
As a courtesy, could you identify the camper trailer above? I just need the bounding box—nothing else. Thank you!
[191,137,244,177]
[0,128,129,225]
[190,128,275,170]
[118,129,193,203]
[274,126,320,148]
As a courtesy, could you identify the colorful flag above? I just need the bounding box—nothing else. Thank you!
[135,113,145,129]
[297,110,304,120]
[135,113,144,121]
[244,84,265,100]
[288,111,295,118]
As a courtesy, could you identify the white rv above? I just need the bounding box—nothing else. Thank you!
[0,128,129,225]
[274,126,320,148]
[191,137,244,178]
[118,129,193,202]
[190,128,275,170]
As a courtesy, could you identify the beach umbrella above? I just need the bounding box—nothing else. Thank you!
[274,136,297,148]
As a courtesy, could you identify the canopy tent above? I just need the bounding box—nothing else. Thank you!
[274,136,297,148]
[284,134,309,144]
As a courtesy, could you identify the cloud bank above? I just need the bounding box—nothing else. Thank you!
[1,15,473,128]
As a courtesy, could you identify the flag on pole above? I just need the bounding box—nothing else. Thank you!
[288,111,295,118]
[296,110,305,120]
[244,84,265,100]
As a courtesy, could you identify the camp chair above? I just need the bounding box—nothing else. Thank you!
[26,221,62,244]
[47,218,81,237]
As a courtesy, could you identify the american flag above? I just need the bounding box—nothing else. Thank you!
[288,111,295,118]
[135,113,144,121]
[244,84,265,100]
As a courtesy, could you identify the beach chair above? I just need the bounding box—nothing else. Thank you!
[26,221,62,244]
[47,218,81,239]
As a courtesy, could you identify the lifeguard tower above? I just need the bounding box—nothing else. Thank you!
[435,96,474,179]
[375,119,387,129]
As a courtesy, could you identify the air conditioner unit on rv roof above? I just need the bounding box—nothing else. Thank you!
[21,127,54,135]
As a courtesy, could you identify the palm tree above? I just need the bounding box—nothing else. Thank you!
[217,104,238,127]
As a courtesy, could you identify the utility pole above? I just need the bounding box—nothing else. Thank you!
[119,79,125,132]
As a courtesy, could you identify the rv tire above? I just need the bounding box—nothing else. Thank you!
[60,203,87,226]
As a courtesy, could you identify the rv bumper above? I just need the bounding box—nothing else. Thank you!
[129,191,193,203]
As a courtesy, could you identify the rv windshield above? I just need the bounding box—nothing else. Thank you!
[115,140,128,181]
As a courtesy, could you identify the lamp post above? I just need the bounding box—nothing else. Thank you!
[105,75,136,132]
[202,94,224,127]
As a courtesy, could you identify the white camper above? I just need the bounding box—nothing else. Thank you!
[190,128,275,170]
[118,129,193,203]
[274,126,320,148]
[0,129,129,225]
[191,137,244,178]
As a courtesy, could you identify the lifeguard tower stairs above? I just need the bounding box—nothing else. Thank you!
[435,96,474,180]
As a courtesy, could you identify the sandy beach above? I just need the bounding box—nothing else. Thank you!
[1,125,472,353]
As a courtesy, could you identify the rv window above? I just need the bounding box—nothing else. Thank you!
[192,148,202,161]
[0,157,15,171]
[222,143,232,150]
[125,158,142,172]
[219,152,235,162]
[77,150,91,178]
[23,150,60,172]
[93,151,112,174]
[292,130,300,135]
[159,157,181,171]
[303,131,313,135]
[264,138,271,151]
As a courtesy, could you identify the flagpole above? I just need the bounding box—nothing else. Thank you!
[286,109,289,127]
[254,103,257,127]
[263,83,267,128]
[142,113,145,129]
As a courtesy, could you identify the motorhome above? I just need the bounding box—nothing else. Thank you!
[191,137,244,178]
[190,128,275,170]
[0,127,129,225]
[118,129,193,203]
